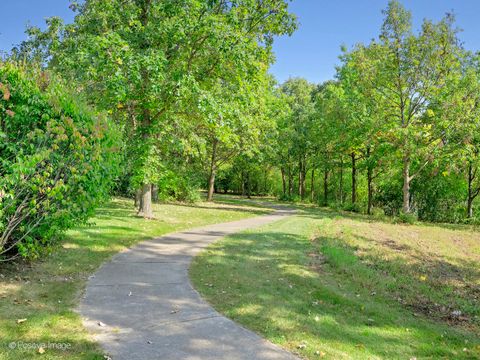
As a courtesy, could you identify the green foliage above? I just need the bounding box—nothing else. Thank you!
[396,212,417,224]
[155,166,202,203]
[0,62,120,260]
[261,1,480,225]
[16,0,297,209]
[413,168,466,223]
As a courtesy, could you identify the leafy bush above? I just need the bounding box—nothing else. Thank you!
[342,202,361,213]
[0,62,120,260]
[155,167,201,203]
[413,168,467,223]
[395,212,417,225]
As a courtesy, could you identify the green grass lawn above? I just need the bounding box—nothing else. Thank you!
[190,206,480,360]
[0,197,270,359]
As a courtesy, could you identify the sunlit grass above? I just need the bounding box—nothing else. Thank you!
[190,206,480,360]
[0,197,269,359]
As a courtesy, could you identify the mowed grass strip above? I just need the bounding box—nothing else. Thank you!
[0,197,270,360]
[190,206,480,360]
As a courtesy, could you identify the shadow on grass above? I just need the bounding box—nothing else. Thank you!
[191,221,480,359]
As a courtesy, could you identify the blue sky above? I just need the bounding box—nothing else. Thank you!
[1,1,479,84]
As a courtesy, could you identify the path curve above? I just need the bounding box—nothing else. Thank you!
[79,206,298,360]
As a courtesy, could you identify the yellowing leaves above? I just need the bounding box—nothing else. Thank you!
[0,82,10,100]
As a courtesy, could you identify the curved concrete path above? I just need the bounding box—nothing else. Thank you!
[79,206,297,360]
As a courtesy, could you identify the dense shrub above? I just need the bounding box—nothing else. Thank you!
[155,166,202,203]
[0,62,120,260]
[413,169,467,223]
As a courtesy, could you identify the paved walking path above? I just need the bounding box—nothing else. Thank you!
[79,206,298,360]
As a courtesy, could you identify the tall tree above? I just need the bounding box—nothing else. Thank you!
[280,78,315,200]
[19,0,296,216]
[349,1,461,213]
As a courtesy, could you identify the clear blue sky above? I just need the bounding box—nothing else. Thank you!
[1,1,479,84]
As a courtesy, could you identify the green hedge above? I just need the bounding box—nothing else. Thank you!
[0,62,121,260]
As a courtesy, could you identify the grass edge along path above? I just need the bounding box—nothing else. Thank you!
[190,205,480,360]
[0,197,272,359]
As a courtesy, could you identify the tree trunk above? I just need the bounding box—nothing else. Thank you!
[207,139,218,202]
[402,154,411,213]
[301,156,306,199]
[298,157,304,199]
[467,194,473,219]
[134,188,142,209]
[138,183,153,218]
[367,147,373,215]
[339,157,344,204]
[263,169,268,195]
[367,167,373,215]
[323,169,328,206]
[467,161,475,218]
[241,170,246,196]
[351,152,357,205]
[281,167,287,197]
[288,166,293,197]
[138,2,153,219]
[207,170,216,202]
[310,168,315,202]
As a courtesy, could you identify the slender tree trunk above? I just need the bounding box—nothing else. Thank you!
[323,168,329,206]
[310,168,315,202]
[402,154,411,213]
[467,196,473,219]
[288,166,293,197]
[301,157,306,199]
[367,147,373,215]
[367,168,373,215]
[207,170,216,202]
[298,156,304,199]
[339,157,344,204]
[246,172,251,199]
[137,1,154,219]
[138,184,153,218]
[351,152,357,205]
[281,167,287,197]
[207,139,218,202]
[241,170,246,196]
[263,169,267,195]
[467,161,475,218]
